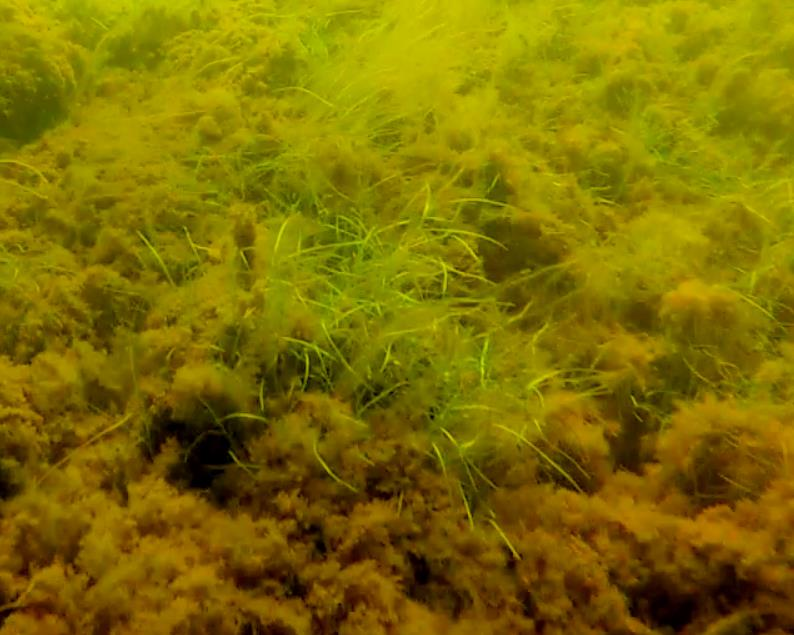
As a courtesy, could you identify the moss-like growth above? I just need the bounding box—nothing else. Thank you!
[658,397,794,507]
[0,1,81,143]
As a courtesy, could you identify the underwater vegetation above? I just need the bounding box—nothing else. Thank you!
[1,0,794,633]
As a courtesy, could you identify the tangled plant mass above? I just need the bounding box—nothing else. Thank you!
[1,0,794,633]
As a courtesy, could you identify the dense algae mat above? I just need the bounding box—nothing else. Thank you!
[2,0,794,633]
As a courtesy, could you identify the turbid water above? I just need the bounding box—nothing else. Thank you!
[1,1,794,633]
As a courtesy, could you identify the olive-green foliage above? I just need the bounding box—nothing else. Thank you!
[243,200,498,415]
[0,3,81,143]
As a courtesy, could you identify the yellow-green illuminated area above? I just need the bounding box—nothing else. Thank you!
[2,0,794,632]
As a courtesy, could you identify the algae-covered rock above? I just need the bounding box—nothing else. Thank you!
[0,0,82,143]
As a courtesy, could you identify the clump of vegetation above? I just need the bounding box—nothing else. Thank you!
[657,396,794,508]
[0,0,82,143]
[658,278,772,393]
